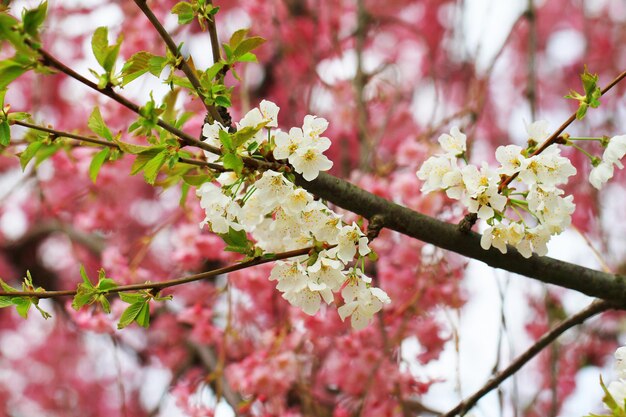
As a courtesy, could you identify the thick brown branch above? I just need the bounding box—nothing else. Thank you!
[442,299,614,417]
[297,172,626,303]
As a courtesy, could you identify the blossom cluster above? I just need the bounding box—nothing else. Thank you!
[197,102,390,330]
[202,100,333,181]
[417,122,577,258]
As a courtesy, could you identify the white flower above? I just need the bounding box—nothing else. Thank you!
[480,222,525,254]
[515,225,551,258]
[438,126,466,156]
[270,261,307,293]
[526,120,550,143]
[202,122,228,162]
[480,223,510,254]
[311,211,342,243]
[274,127,307,160]
[253,170,293,212]
[417,155,458,193]
[462,163,499,196]
[290,142,333,181]
[518,146,576,186]
[496,145,525,176]
[308,251,346,291]
[196,182,243,234]
[283,188,314,215]
[338,272,390,330]
[282,282,333,316]
[303,115,329,140]
[589,162,614,189]
[333,223,370,263]
[603,135,626,167]
[259,100,279,128]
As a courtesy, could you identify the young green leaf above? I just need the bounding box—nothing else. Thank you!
[120,51,152,85]
[232,37,265,59]
[91,27,109,69]
[171,2,195,25]
[119,292,146,304]
[19,140,43,170]
[88,148,110,183]
[117,301,146,329]
[0,59,28,89]
[135,302,150,328]
[22,1,48,38]
[87,107,113,141]
[142,149,168,184]
[222,152,243,175]
[130,146,166,175]
[0,120,9,146]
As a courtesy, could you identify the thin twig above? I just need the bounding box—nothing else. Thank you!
[441,299,614,417]
[0,246,316,298]
[11,119,227,172]
[132,0,223,124]
[28,43,282,172]
[499,68,626,191]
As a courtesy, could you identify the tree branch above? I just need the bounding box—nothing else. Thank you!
[132,0,223,124]
[297,172,626,303]
[11,119,228,172]
[442,299,614,417]
[0,246,315,298]
[29,44,282,172]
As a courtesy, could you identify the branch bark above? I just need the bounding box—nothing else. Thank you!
[297,172,626,303]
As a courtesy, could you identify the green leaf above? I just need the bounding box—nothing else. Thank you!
[22,1,48,38]
[135,302,150,328]
[103,36,122,74]
[218,129,233,152]
[33,143,59,167]
[97,294,111,313]
[148,55,167,77]
[220,226,250,254]
[236,52,257,63]
[113,138,150,155]
[182,173,214,186]
[19,140,43,170]
[233,37,265,58]
[214,95,232,107]
[142,149,168,184]
[88,148,110,183]
[0,60,27,89]
[0,296,13,308]
[222,152,243,175]
[79,265,94,288]
[117,301,146,329]
[91,27,109,69]
[130,146,166,175]
[121,51,152,85]
[232,124,265,148]
[72,289,96,311]
[14,297,31,318]
[96,279,117,292]
[171,2,195,25]
[228,29,248,49]
[204,62,225,81]
[0,120,9,146]
[87,106,113,141]
[119,292,145,304]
